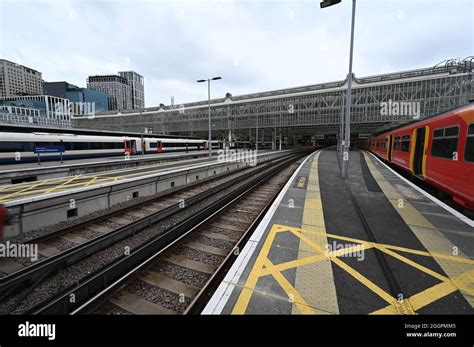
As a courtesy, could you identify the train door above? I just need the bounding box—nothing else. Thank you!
[412,127,426,176]
[157,141,163,153]
[131,140,137,154]
[124,140,131,155]
[124,139,137,155]
[387,135,394,162]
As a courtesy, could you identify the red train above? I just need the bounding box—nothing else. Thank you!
[357,103,474,210]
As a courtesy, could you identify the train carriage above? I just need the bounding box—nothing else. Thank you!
[359,104,474,210]
[0,132,219,164]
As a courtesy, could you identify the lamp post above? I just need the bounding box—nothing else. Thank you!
[197,76,222,158]
[321,0,356,179]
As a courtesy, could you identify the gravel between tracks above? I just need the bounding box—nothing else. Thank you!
[0,161,277,314]
[176,246,225,267]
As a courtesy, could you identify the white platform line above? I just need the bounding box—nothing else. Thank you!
[368,152,474,228]
[202,151,317,314]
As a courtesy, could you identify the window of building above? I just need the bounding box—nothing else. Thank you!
[465,124,474,163]
[431,126,459,159]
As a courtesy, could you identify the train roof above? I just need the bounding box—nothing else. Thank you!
[0,123,201,139]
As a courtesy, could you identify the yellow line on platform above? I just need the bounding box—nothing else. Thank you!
[231,220,278,314]
[363,151,474,307]
[0,180,50,201]
[293,150,339,314]
[264,259,318,314]
[42,175,81,194]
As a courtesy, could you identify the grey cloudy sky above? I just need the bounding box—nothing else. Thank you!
[1,0,472,107]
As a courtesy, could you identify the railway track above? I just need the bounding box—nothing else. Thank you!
[0,158,256,281]
[24,151,309,314]
[92,171,292,315]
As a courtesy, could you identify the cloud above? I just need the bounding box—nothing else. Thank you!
[0,0,472,107]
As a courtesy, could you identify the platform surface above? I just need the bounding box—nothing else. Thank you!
[0,150,219,173]
[204,148,474,315]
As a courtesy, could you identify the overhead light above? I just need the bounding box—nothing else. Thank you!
[320,0,341,9]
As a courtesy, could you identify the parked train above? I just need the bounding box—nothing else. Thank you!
[0,132,222,164]
[356,104,474,210]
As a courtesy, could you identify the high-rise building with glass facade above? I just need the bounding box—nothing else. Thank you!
[43,81,109,112]
[87,75,132,111]
[118,71,145,109]
[0,95,71,126]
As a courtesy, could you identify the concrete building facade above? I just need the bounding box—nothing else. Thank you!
[0,59,43,97]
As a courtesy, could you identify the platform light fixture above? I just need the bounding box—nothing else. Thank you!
[320,0,356,179]
[197,76,222,158]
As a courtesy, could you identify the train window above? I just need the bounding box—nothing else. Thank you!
[90,143,104,150]
[74,142,89,150]
[465,124,474,163]
[431,126,459,159]
[0,142,24,153]
[445,127,459,137]
[394,136,401,151]
[401,135,410,152]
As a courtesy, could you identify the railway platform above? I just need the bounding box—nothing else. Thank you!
[204,147,474,314]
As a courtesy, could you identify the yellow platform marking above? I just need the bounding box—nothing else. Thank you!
[232,222,474,315]
[0,174,127,202]
[295,151,339,314]
[42,175,81,195]
[363,151,474,307]
[0,180,50,201]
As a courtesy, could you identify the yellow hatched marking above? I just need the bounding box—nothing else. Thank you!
[0,180,50,201]
[42,175,81,194]
[231,222,278,314]
[289,227,396,305]
[84,177,98,187]
[233,221,474,315]
[372,269,474,314]
[260,254,326,276]
[263,259,318,314]
[296,227,474,266]
[0,174,128,201]
[363,151,474,307]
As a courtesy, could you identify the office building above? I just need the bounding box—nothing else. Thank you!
[87,75,131,111]
[0,59,43,97]
[43,81,109,112]
[118,71,145,109]
[0,95,71,126]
